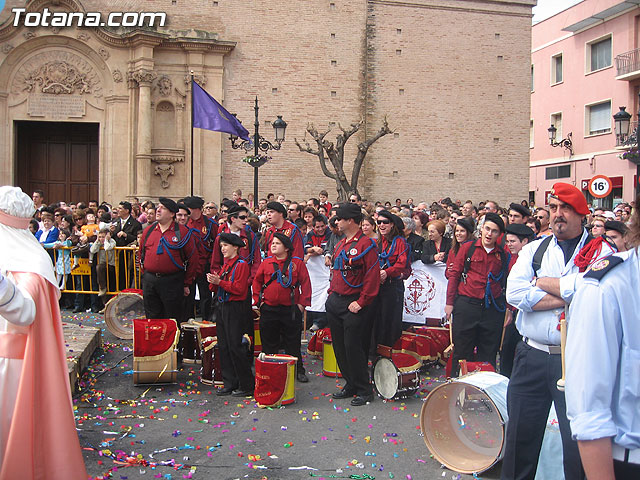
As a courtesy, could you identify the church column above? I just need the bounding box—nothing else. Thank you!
[133,69,157,198]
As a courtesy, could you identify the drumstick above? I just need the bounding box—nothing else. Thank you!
[443,313,454,355]
[557,312,567,392]
[499,310,509,351]
[301,310,308,345]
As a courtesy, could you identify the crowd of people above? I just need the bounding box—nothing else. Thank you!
[17,185,640,479]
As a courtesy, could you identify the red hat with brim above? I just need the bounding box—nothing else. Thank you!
[550,183,590,216]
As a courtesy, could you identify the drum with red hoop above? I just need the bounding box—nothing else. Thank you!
[200,336,222,386]
[373,352,421,400]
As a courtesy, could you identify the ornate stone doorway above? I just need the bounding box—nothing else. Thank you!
[16,120,99,204]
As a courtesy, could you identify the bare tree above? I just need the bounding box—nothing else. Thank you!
[295,118,392,202]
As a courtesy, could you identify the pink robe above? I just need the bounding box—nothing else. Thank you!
[0,272,87,480]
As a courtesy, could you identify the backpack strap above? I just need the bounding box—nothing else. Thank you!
[461,241,477,284]
[259,261,281,305]
[532,235,553,277]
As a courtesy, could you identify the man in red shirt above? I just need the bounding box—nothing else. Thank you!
[206,233,253,397]
[139,198,197,326]
[445,212,508,377]
[183,196,218,321]
[263,202,304,259]
[253,232,312,382]
[326,203,380,406]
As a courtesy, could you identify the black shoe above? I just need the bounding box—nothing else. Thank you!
[332,388,355,399]
[296,372,309,383]
[232,389,253,397]
[350,394,373,406]
[216,387,234,396]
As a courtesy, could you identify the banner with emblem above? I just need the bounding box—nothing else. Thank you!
[403,261,447,324]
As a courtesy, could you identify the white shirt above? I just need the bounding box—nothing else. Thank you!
[566,249,640,448]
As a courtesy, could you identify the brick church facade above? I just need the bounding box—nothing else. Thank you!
[0,0,535,205]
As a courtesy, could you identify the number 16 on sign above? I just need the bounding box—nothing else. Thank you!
[588,175,612,199]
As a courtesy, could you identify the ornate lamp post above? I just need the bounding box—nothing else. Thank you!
[228,98,287,207]
[613,99,640,198]
[548,124,573,155]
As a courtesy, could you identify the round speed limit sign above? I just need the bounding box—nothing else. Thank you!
[588,175,612,198]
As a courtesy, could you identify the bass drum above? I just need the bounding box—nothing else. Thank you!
[420,371,508,474]
[104,289,144,340]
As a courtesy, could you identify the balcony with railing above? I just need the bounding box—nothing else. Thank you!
[615,48,640,80]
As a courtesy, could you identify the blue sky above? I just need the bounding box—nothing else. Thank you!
[533,0,583,24]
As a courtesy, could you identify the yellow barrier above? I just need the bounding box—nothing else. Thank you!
[46,245,141,294]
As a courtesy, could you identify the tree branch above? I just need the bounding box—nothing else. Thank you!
[351,117,392,190]
[294,124,337,180]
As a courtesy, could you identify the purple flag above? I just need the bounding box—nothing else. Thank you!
[192,80,250,140]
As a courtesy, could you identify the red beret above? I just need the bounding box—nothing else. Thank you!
[549,183,590,215]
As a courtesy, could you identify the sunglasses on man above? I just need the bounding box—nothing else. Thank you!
[377,219,391,225]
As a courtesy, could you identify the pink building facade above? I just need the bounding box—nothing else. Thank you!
[530,0,640,209]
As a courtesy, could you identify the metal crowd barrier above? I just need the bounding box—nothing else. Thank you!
[45,245,142,294]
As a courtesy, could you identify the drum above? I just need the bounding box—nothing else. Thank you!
[200,336,222,386]
[373,354,421,400]
[104,289,144,340]
[420,371,508,474]
[254,353,297,407]
[253,318,262,356]
[180,322,201,364]
[133,318,179,385]
[322,336,342,377]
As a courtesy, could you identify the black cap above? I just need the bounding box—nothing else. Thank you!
[273,232,294,251]
[483,212,505,233]
[218,232,245,248]
[457,217,476,234]
[183,196,204,209]
[335,202,362,220]
[509,203,530,219]
[227,205,249,217]
[377,209,404,231]
[159,197,178,214]
[266,201,287,215]
[506,223,535,240]
[176,203,191,215]
[220,199,238,210]
[604,220,629,235]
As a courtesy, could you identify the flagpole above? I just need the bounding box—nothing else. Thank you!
[190,70,195,196]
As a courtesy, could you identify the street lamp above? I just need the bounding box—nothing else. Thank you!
[548,124,573,155]
[613,98,640,198]
[229,98,287,208]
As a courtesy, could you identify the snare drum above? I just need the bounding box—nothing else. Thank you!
[322,336,342,377]
[254,353,297,407]
[420,371,508,474]
[104,289,144,340]
[180,322,201,364]
[200,336,222,386]
[373,353,421,400]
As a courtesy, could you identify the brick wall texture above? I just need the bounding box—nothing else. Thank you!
[2,0,535,205]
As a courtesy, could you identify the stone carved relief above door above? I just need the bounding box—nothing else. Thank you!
[11,50,103,100]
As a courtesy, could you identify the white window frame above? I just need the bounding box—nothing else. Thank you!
[585,33,613,75]
[584,99,612,137]
[530,119,534,149]
[551,52,563,85]
[550,111,563,140]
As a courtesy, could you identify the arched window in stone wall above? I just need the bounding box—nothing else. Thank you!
[154,101,175,148]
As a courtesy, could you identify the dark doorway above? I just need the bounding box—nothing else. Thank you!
[16,121,99,204]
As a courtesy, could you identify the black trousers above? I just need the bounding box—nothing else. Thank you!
[142,271,185,325]
[451,295,504,377]
[259,303,305,374]
[326,292,373,397]
[501,341,584,480]
[216,300,254,391]
[500,320,520,378]
[185,272,212,320]
[373,278,404,349]
[614,459,640,479]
